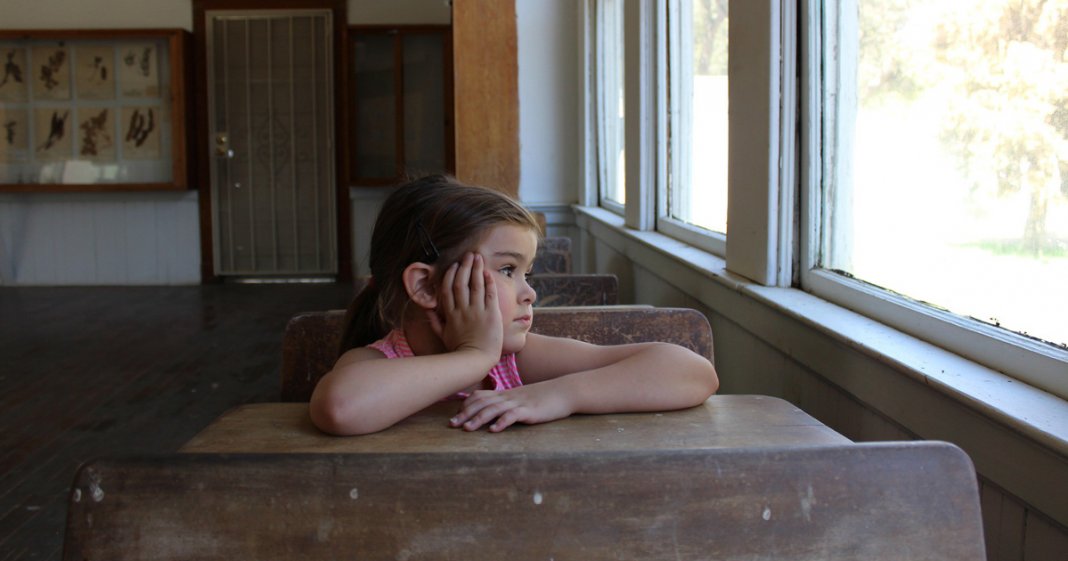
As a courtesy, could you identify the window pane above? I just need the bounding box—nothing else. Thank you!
[599,0,626,206]
[668,0,728,234]
[825,0,1068,348]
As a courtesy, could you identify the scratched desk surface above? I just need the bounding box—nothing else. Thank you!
[181,395,850,453]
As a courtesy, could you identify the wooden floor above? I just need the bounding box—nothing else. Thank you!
[0,283,356,561]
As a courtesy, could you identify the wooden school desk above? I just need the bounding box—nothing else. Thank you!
[180,395,850,454]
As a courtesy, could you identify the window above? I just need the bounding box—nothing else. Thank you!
[587,0,729,250]
[661,0,729,253]
[808,0,1068,397]
[583,0,1066,395]
[593,0,627,211]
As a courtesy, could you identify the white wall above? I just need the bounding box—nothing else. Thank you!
[349,0,450,24]
[0,0,194,30]
[516,0,579,205]
[0,0,449,29]
[0,192,200,285]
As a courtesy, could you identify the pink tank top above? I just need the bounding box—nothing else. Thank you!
[368,329,523,400]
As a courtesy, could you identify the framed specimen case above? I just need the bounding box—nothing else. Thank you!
[0,28,190,192]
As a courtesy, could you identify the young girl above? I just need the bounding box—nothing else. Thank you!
[310,175,718,436]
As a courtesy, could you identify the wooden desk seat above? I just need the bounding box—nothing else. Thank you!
[529,273,618,306]
[64,442,985,560]
[353,273,619,307]
[280,306,712,402]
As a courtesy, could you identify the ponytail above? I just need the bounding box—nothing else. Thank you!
[337,281,387,358]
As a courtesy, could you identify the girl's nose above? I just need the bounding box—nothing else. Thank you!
[520,279,536,304]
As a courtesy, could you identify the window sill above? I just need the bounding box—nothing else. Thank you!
[575,204,1068,518]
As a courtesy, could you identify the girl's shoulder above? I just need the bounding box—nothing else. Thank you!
[335,345,389,370]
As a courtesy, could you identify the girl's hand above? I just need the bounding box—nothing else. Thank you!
[429,253,504,363]
[449,383,574,432]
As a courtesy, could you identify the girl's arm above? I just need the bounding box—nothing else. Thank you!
[450,333,718,432]
[310,345,497,435]
[310,254,503,436]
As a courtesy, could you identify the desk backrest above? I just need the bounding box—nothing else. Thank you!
[64,442,985,561]
[532,235,571,274]
[280,306,711,402]
[353,273,619,307]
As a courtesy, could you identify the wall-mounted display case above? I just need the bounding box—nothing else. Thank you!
[0,28,190,192]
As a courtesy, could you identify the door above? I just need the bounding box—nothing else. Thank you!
[206,10,337,277]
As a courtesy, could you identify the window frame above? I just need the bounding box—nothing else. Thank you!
[657,0,730,257]
[586,0,628,214]
[581,0,1067,399]
[799,0,1068,399]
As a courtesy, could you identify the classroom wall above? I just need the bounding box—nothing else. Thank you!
[0,0,449,31]
[3,5,1066,559]
[0,0,491,285]
[516,0,579,206]
[0,0,198,285]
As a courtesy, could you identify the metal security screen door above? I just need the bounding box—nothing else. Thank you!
[207,11,337,276]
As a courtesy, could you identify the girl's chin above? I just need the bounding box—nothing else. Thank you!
[502,336,527,355]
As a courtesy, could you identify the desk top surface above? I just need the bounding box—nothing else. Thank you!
[181,395,850,453]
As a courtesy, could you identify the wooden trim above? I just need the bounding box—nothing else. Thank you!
[443,28,455,175]
[0,182,180,193]
[393,33,405,179]
[347,25,451,34]
[191,0,349,282]
[452,0,520,197]
[192,1,214,282]
[174,30,196,195]
[334,7,352,281]
[0,28,184,40]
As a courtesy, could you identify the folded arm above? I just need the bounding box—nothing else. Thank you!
[451,333,719,432]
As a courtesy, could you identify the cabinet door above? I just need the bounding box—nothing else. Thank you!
[349,27,452,183]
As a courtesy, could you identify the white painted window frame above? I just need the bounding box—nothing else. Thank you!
[582,0,1066,398]
[590,0,628,215]
[657,0,728,257]
[799,0,1068,399]
[580,0,791,277]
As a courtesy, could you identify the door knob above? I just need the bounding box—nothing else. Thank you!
[215,132,233,158]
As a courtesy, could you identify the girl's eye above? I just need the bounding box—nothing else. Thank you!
[499,266,516,278]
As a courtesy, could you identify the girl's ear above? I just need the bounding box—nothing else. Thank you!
[402,262,437,310]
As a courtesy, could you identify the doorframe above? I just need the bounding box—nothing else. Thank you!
[192,0,351,282]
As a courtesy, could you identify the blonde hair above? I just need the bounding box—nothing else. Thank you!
[338,175,541,354]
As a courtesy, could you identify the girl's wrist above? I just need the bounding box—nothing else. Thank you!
[452,346,500,375]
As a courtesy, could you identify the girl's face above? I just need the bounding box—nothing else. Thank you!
[473,224,539,354]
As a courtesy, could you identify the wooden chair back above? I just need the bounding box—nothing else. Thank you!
[64,442,985,560]
[353,273,618,307]
[280,306,711,402]
[532,235,571,274]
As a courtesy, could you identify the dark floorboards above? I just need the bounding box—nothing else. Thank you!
[0,284,355,560]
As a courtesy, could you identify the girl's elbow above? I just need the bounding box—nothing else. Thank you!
[701,362,720,399]
[309,392,381,436]
[656,343,718,403]
[679,346,718,401]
